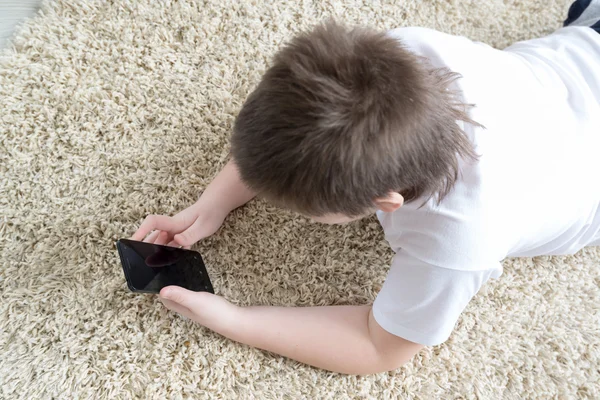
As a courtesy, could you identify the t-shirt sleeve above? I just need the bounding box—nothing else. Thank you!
[372,250,502,346]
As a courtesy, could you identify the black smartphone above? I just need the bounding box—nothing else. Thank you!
[116,239,214,294]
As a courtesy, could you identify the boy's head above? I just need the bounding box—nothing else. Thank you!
[231,21,477,223]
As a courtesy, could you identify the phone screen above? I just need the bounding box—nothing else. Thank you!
[116,239,214,294]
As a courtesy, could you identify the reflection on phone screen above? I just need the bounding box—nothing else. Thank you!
[118,239,212,293]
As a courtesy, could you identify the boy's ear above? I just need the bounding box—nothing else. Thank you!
[374,192,404,212]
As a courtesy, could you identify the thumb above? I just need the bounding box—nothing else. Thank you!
[159,286,198,309]
[174,218,206,246]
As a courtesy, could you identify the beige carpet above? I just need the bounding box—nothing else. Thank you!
[1,0,599,398]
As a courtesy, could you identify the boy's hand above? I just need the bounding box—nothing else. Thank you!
[132,201,228,248]
[132,160,256,248]
[159,286,238,329]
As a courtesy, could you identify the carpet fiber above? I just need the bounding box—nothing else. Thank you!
[1,0,599,398]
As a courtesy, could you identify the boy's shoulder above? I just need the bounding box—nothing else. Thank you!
[376,163,505,271]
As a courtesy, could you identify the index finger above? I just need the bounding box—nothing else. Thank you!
[131,215,177,241]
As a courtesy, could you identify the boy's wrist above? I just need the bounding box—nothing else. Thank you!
[194,193,233,217]
[205,299,244,339]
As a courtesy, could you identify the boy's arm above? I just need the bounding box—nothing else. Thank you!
[200,159,257,213]
[160,288,424,375]
[230,304,423,375]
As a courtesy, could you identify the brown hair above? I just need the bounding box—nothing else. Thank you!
[231,21,479,217]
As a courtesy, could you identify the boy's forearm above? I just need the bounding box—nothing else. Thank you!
[198,160,256,213]
[209,304,421,375]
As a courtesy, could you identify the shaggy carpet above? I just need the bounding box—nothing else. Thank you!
[1,0,599,398]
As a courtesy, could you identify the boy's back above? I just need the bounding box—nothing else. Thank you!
[374,26,600,345]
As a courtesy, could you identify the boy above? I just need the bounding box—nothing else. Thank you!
[132,2,600,375]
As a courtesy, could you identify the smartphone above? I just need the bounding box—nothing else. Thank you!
[116,239,214,294]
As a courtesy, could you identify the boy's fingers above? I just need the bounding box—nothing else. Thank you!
[160,286,198,310]
[166,240,190,249]
[160,298,195,320]
[154,231,170,245]
[143,230,161,243]
[174,219,205,246]
[132,215,178,241]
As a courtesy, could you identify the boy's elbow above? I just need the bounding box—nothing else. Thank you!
[344,342,422,375]
[346,355,413,376]
[365,310,425,374]
[376,351,417,374]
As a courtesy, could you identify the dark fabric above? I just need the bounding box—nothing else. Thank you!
[563,0,600,34]
[564,0,592,26]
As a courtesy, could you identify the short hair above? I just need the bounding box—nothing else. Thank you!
[231,21,479,217]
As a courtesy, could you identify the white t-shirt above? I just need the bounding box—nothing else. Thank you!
[373,26,600,346]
